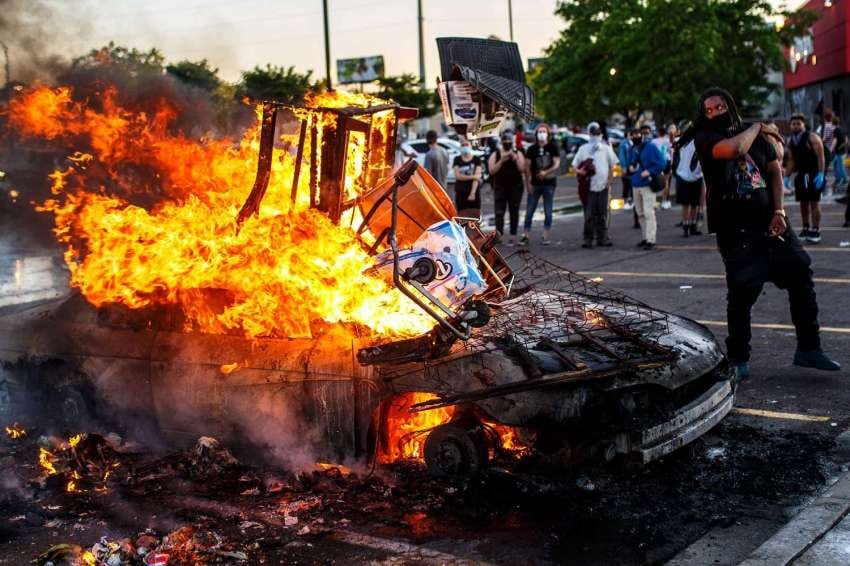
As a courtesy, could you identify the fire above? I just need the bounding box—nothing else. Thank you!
[219,362,240,375]
[7,85,432,339]
[39,447,58,476]
[378,392,455,463]
[378,393,529,464]
[37,433,120,493]
[4,423,26,439]
[584,308,605,327]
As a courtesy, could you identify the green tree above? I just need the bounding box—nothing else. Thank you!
[237,64,318,104]
[375,74,439,117]
[71,41,165,76]
[166,59,222,92]
[532,0,817,125]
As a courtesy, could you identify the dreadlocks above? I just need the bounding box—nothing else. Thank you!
[676,87,746,149]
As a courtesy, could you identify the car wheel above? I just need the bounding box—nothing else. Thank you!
[54,386,92,428]
[424,422,490,477]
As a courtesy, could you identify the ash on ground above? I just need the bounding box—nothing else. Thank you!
[0,421,837,565]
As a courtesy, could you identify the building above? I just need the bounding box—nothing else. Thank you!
[784,0,849,125]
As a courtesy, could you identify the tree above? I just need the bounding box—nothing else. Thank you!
[237,64,318,104]
[532,0,817,125]
[375,74,439,117]
[166,59,222,92]
[71,41,165,76]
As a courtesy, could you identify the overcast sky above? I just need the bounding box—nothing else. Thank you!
[43,0,803,87]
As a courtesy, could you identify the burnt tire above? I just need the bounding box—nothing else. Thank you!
[54,386,92,428]
[424,423,490,477]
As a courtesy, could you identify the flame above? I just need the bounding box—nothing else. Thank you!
[68,433,83,447]
[584,308,605,327]
[219,362,240,375]
[66,470,82,493]
[7,85,431,339]
[378,393,529,464]
[315,461,352,475]
[378,392,455,463]
[4,423,26,439]
[39,447,58,476]
[81,551,96,566]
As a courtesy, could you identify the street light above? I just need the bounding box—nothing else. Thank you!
[609,67,617,76]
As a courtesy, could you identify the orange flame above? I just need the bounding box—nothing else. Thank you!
[4,423,26,439]
[8,85,431,339]
[378,393,529,464]
[39,447,57,476]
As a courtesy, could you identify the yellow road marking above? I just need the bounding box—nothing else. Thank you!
[697,320,850,334]
[655,245,850,252]
[732,407,832,422]
[579,271,850,284]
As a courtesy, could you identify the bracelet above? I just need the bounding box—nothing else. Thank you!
[773,209,786,217]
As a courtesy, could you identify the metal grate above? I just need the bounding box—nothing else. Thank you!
[377,251,674,385]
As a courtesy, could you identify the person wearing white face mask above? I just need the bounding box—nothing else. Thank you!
[573,122,618,247]
[519,123,561,246]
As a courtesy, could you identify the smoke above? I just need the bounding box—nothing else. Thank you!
[0,0,93,85]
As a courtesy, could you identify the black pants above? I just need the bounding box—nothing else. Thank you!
[717,227,820,363]
[583,189,609,242]
[621,176,632,201]
[494,183,524,235]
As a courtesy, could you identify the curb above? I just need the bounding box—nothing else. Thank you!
[737,469,850,565]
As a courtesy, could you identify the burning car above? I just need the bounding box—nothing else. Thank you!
[0,78,734,477]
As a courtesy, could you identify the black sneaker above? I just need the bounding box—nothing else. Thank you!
[636,240,647,247]
[596,239,613,247]
[807,229,822,244]
[643,242,656,250]
[518,235,530,247]
[799,228,811,239]
[582,240,593,248]
[689,225,702,236]
[793,349,841,371]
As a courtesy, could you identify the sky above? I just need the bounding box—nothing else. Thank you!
[57,0,561,87]
[32,0,803,88]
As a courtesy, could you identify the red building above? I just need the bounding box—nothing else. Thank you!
[784,0,850,122]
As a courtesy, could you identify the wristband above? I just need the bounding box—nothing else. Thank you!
[773,209,786,217]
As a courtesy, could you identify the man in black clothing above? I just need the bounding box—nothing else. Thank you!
[682,87,839,379]
[786,112,826,243]
[488,132,527,246]
[452,139,483,215]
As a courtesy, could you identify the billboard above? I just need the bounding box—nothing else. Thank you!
[336,56,385,84]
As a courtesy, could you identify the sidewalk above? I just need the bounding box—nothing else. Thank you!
[739,469,850,565]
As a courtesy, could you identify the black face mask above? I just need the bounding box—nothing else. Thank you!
[707,112,734,132]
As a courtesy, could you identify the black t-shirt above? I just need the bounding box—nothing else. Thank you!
[694,129,777,235]
[492,149,524,190]
[835,126,847,154]
[453,155,482,194]
[526,142,560,186]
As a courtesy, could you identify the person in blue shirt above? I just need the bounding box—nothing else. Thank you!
[619,128,642,228]
[629,125,666,249]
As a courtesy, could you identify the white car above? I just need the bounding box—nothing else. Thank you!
[400,137,487,184]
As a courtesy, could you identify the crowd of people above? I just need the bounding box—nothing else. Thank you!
[421,106,848,252]
[419,91,844,377]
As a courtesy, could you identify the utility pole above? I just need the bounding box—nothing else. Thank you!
[507,0,514,42]
[417,0,425,87]
[323,0,332,91]
[0,41,9,89]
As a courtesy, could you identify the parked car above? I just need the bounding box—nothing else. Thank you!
[400,137,487,184]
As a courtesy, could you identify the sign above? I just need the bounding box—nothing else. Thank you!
[336,56,385,84]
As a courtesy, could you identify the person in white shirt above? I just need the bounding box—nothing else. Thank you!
[674,139,705,236]
[573,122,619,247]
